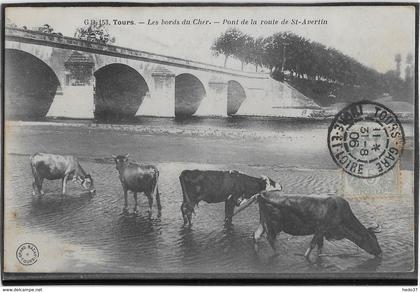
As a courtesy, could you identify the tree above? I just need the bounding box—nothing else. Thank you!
[248,37,265,72]
[211,28,245,67]
[236,34,254,70]
[404,53,414,102]
[39,24,54,34]
[74,22,115,45]
[405,53,414,81]
[260,33,285,74]
[5,17,17,28]
[210,28,410,104]
[394,53,402,78]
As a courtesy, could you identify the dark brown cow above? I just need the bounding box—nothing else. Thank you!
[248,191,382,259]
[112,154,161,214]
[30,153,95,196]
[179,169,281,226]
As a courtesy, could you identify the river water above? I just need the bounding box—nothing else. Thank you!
[4,117,415,276]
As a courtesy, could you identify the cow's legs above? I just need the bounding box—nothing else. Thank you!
[122,184,128,211]
[61,174,69,195]
[224,196,236,223]
[317,235,324,254]
[31,173,38,195]
[32,181,38,196]
[305,233,323,258]
[146,193,153,216]
[179,176,193,226]
[32,177,44,196]
[133,192,138,212]
[38,178,44,196]
[31,168,44,196]
[155,186,162,212]
[267,231,278,254]
[253,223,265,253]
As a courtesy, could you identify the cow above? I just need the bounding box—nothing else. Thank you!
[112,154,161,215]
[30,153,95,196]
[179,169,282,226]
[244,191,382,259]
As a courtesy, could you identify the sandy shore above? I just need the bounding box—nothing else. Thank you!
[6,119,328,141]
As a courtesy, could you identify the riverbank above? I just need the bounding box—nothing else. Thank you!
[6,117,415,151]
[6,119,330,141]
[5,119,414,171]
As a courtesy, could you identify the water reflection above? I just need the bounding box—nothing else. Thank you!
[116,212,156,235]
[345,255,383,272]
[29,192,93,217]
[177,226,199,264]
[110,212,162,269]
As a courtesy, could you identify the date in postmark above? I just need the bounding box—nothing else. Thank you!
[328,101,405,179]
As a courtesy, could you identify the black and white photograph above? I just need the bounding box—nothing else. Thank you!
[1,3,418,284]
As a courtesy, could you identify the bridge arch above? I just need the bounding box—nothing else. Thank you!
[227,80,247,115]
[4,49,61,120]
[175,73,206,117]
[94,63,149,121]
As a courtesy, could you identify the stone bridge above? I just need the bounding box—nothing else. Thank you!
[5,27,317,120]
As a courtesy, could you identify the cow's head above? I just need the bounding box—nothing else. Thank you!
[260,175,282,192]
[361,224,382,257]
[112,154,130,171]
[75,174,95,194]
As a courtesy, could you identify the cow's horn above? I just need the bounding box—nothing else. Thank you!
[370,224,382,233]
[111,155,117,159]
[232,194,258,217]
[125,153,130,158]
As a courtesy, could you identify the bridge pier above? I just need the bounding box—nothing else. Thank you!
[47,51,95,119]
[195,79,228,117]
[47,85,95,119]
[137,68,175,117]
[235,87,273,116]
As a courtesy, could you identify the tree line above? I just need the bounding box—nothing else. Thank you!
[211,28,414,105]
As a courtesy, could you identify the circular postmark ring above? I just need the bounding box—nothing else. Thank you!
[16,243,39,266]
[328,100,405,179]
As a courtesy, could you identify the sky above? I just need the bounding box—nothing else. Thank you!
[6,5,416,73]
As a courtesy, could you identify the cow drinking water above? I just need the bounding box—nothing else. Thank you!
[112,154,161,215]
[247,191,382,259]
[179,169,281,226]
[30,153,95,196]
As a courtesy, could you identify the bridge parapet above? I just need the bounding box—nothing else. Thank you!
[5,26,269,79]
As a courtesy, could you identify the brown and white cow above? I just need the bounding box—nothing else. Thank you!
[30,153,95,196]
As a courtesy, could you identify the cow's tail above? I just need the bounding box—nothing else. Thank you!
[154,168,161,211]
[257,193,279,249]
[179,173,189,203]
[179,172,195,213]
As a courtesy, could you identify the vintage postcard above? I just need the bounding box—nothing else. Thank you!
[1,3,418,284]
